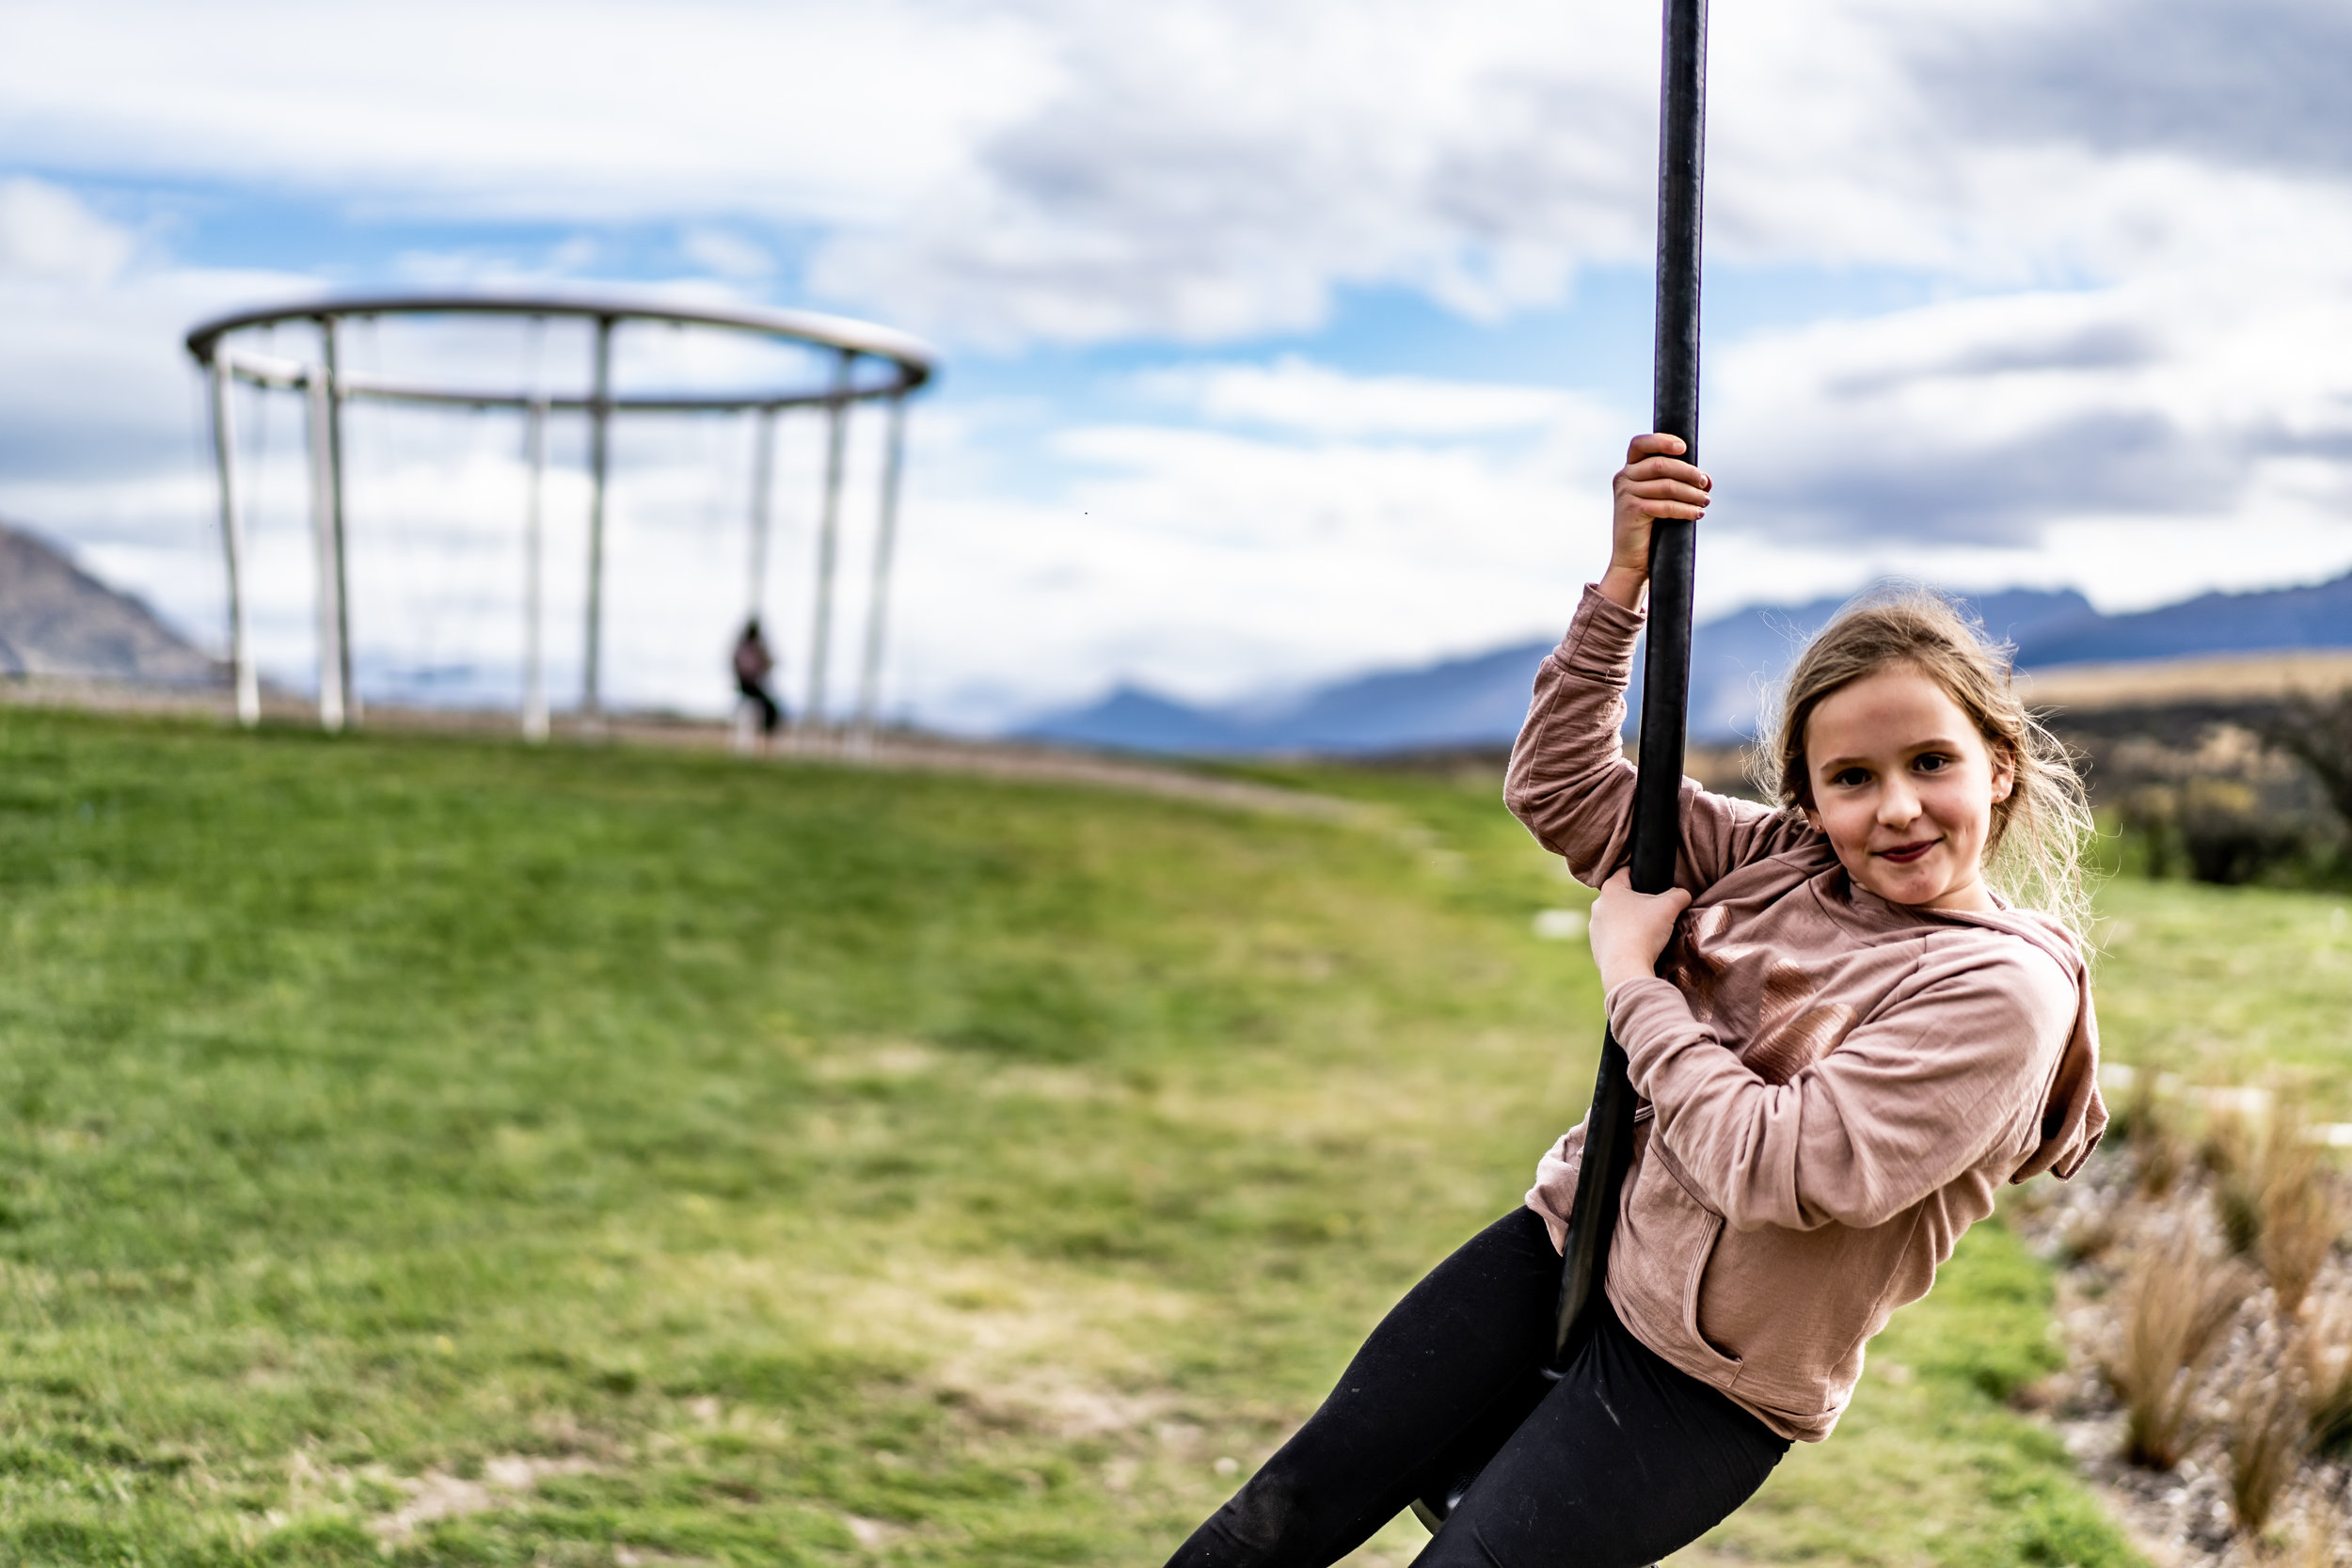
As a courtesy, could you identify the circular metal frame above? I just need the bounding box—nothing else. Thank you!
[188,292,934,409]
[184,292,936,741]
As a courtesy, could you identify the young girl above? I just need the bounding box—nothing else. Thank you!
[1165,434,2107,1568]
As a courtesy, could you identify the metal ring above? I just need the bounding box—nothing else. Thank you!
[185,291,936,406]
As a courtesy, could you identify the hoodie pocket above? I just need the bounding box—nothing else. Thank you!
[1615,1144,1743,1386]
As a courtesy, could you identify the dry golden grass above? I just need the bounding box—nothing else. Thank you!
[2203,1106,2269,1256]
[2017,649,2352,711]
[2122,1069,2189,1200]
[2280,1487,2349,1568]
[2109,1223,2249,1468]
[2225,1359,2309,1535]
[2304,1290,2352,1454]
[2258,1113,2344,1319]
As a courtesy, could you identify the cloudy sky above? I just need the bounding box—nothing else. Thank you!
[4,0,2350,727]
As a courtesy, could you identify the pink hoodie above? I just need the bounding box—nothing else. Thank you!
[1504,588,2106,1441]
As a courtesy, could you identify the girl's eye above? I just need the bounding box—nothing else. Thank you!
[1915,753,1950,773]
[1831,768,1869,787]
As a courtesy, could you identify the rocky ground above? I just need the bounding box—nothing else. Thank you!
[2011,1134,2350,1568]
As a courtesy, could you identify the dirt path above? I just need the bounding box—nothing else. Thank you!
[0,676,1369,823]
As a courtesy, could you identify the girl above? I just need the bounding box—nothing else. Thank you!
[1165,433,2106,1568]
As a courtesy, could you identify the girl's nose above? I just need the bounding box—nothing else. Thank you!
[1878,781,1920,827]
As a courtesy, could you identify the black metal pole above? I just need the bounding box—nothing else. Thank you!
[1409,3,1711,1530]
[1549,0,1708,1373]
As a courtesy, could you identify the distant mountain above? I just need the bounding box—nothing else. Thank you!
[1019,571,2352,756]
[1645,585,2098,742]
[2012,573,2352,666]
[0,518,217,685]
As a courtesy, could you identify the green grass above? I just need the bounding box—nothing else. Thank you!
[0,711,2148,1565]
[2090,877,2352,1111]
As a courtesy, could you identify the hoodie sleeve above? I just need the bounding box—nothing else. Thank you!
[1523,1118,1589,1250]
[1503,587,1816,894]
[1606,940,2081,1233]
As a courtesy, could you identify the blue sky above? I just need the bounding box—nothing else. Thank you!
[5,0,2351,728]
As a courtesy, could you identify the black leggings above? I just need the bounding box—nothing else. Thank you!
[1165,1208,1788,1568]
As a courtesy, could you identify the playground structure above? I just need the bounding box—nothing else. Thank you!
[185,293,936,742]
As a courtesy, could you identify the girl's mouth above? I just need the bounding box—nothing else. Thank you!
[1877,839,1938,865]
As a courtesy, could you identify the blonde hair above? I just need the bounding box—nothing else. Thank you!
[1749,587,2095,942]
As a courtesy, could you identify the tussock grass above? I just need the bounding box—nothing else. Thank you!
[2257,1110,2344,1319]
[2109,1224,2245,1469]
[2224,1356,2308,1534]
[2284,1489,2349,1568]
[2304,1291,2352,1454]
[2201,1106,2267,1255]
[2120,1069,2188,1200]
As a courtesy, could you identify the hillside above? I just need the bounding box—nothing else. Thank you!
[0,706,2143,1566]
[0,517,216,685]
[1025,572,2352,754]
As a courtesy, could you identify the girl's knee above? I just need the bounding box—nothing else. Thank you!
[1174,1468,1319,1568]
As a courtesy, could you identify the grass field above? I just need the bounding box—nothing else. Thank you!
[0,710,2233,1566]
[2090,878,2352,1114]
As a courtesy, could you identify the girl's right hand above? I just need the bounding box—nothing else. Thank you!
[1600,434,1711,610]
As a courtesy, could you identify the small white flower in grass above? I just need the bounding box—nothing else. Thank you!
[1532,909,1587,940]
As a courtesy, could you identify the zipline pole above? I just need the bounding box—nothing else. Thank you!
[850,391,908,756]
[521,395,550,744]
[747,405,778,625]
[206,358,261,728]
[303,369,347,733]
[803,349,854,737]
[1549,0,1709,1373]
[320,316,358,725]
[582,313,614,730]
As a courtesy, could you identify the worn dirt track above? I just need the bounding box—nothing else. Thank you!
[0,675,1367,823]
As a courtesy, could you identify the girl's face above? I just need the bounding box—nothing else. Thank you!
[1800,667,2014,912]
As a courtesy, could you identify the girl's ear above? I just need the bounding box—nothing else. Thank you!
[1989,741,2017,804]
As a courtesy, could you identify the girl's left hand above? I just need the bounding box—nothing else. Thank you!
[1588,868,1693,994]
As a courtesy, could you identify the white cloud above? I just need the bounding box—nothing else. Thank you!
[1136,355,1604,438]
[0,1,1050,226]
[808,0,1658,344]
[678,230,774,280]
[0,182,317,523]
[1704,236,2352,546]
[884,388,1633,722]
[0,176,134,283]
[2,0,2346,353]
[7,0,2352,726]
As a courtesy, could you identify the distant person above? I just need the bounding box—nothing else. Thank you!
[1162,434,2106,1568]
[732,618,783,743]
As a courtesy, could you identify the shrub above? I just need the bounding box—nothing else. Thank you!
[2179,778,2307,885]
[2266,689,2352,832]
[2114,785,2181,880]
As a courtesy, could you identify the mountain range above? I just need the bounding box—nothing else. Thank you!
[1020,571,2352,755]
[0,519,217,686]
